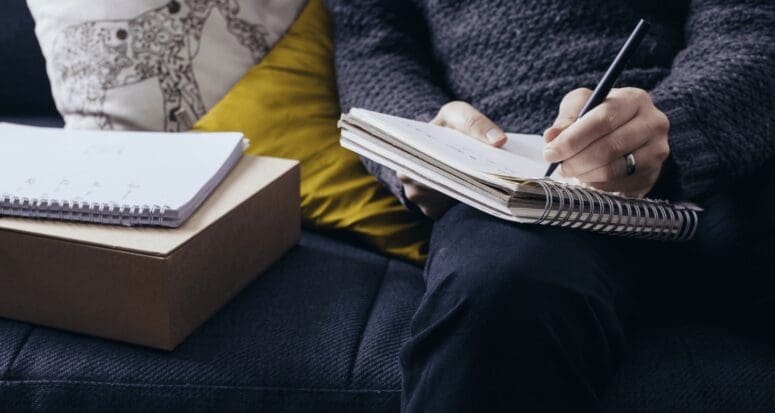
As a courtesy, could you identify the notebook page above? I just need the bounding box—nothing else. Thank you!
[0,123,244,210]
[349,109,549,179]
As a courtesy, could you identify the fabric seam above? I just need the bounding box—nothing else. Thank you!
[347,258,391,386]
[0,379,400,394]
[1,326,34,381]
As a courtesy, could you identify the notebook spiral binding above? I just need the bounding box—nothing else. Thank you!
[532,180,699,242]
[0,194,169,226]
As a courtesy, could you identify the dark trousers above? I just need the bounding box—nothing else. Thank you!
[399,182,775,412]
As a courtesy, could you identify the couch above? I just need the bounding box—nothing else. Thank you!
[2,2,775,412]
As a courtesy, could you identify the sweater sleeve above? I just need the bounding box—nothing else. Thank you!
[325,0,451,205]
[649,0,775,201]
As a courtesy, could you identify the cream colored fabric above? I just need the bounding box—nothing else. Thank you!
[27,0,305,131]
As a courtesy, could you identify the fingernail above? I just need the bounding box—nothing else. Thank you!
[486,128,504,144]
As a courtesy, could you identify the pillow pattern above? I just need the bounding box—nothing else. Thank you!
[27,0,305,131]
[194,0,431,264]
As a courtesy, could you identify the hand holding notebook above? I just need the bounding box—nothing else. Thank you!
[338,108,700,241]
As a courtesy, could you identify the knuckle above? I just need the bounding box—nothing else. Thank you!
[646,118,661,138]
[463,111,485,131]
[648,113,670,138]
[437,102,452,116]
[639,89,653,103]
[444,100,463,110]
[624,87,649,102]
[609,87,626,98]
[606,110,618,130]
[658,141,670,161]
[657,111,670,133]
[566,88,592,101]
[647,150,663,167]
[595,107,617,131]
[439,100,464,116]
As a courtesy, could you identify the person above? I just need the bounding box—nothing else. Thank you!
[325,0,775,411]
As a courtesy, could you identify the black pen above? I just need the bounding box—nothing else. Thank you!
[544,19,651,177]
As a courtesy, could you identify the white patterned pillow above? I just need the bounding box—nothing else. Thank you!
[27,0,306,131]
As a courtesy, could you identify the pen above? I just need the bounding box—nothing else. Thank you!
[544,18,651,177]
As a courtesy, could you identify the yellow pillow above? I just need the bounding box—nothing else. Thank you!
[193,0,430,265]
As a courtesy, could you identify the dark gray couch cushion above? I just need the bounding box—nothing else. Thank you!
[0,232,425,412]
[604,322,775,412]
[3,230,775,412]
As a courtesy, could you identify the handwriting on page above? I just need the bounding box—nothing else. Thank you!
[360,110,549,179]
[10,176,143,205]
[402,122,525,177]
[9,144,141,204]
[82,143,126,156]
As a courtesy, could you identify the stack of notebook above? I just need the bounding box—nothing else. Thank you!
[339,108,700,241]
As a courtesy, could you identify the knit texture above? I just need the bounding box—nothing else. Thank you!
[326,0,774,203]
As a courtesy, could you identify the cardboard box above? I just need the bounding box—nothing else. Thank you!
[0,156,300,350]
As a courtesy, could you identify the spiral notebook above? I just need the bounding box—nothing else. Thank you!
[339,109,701,241]
[0,123,246,228]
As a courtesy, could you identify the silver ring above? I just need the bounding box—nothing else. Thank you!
[625,153,636,176]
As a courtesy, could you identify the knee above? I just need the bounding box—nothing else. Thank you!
[430,245,564,318]
[424,207,623,334]
[425,230,616,336]
[466,263,567,312]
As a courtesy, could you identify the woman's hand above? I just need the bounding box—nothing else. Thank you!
[543,87,670,198]
[397,101,507,219]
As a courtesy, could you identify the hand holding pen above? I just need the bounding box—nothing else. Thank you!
[543,19,669,198]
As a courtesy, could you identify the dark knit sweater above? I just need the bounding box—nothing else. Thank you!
[326,0,774,203]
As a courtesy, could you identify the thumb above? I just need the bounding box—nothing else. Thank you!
[544,114,576,143]
[434,101,507,147]
[544,88,593,143]
[543,122,572,144]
